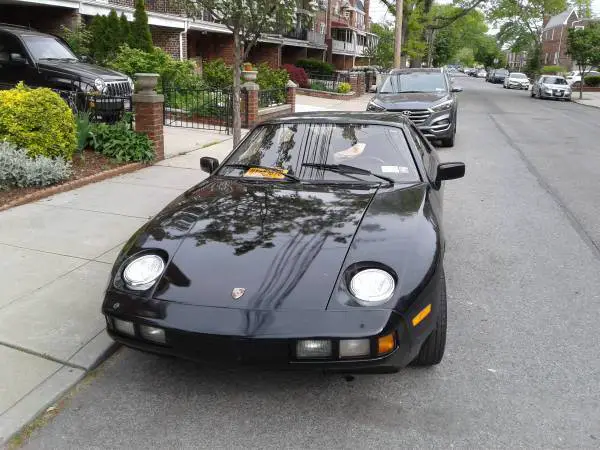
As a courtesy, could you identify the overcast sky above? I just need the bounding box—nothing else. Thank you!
[369,0,600,27]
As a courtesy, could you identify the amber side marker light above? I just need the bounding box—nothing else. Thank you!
[412,304,432,327]
[377,333,395,355]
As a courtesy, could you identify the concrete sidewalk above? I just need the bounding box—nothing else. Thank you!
[0,94,368,445]
[572,91,600,108]
[0,139,234,445]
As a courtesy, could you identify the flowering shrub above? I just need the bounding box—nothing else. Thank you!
[337,82,352,94]
[0,83,77,160]
[0,142,72,190]
[283,64,309,88]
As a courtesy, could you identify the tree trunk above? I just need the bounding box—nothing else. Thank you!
[232,29,242,146]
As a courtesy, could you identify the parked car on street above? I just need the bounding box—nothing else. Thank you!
[476,69,487,78]
[366,67,462,147]
[102,112,465,373]
[490,69,509,84]
[531,75,572,100]
[566,70,600,86]
[0,23,133,121]
[503,72,530,90]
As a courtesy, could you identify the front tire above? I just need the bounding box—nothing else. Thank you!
[412,270,447,366]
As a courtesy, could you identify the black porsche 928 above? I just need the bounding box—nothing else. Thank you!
[102,112,465,373]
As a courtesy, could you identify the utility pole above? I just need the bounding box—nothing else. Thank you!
[394,0,403,68]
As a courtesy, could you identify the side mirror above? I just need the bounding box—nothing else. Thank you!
[80,55,89,63]
[370,85,377,93]
[200,156,219,174]
[10,53,27,66]
[436,162,465,183]
[451,86,463,92]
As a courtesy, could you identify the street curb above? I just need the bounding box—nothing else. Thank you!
[0,162,147,213]
[572,99,600,109]
[0,336,121,448]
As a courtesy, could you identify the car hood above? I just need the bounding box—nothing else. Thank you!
[37,60,128,81]
[118,178,427,311]
[542,83,570,89]
[508,78,528,82]
[372,91,448,109]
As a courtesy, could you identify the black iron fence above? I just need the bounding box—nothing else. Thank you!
[56,90,132,124]
[258,88,287,108]
[162,84,233,133]
[306,72,351,93]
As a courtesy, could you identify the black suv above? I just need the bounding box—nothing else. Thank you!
[0,23,133,117]
[366,68,462,147]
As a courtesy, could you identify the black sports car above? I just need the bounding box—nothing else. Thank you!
[102,112,465,373]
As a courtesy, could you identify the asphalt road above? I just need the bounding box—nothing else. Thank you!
[22,77,600,449]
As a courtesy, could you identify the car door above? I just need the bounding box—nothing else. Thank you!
[0,31,38,89]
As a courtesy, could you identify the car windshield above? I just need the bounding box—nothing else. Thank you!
[218,123,420,183]
[510,73,527,79]
[380,72,447,93]
[542,76,567,85]
[21,35,77,61]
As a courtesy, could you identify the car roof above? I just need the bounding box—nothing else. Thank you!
[0,23,49,37]
[259,112,412,128]
[389,68,444,75]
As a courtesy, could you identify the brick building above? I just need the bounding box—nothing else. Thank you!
[541,9,579,69]
[1,0,377,70]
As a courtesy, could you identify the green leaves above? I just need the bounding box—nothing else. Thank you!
[88,120,155,163]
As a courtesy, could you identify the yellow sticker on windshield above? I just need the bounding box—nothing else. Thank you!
[244,167,288,179]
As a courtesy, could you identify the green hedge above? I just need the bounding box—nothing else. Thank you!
[0,83,76,159]
[584,75,600,87]
[109,45,202,89]
[296,59,336,76]
[541,65,566,75]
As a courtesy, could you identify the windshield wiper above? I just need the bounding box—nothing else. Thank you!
[221,163,300,182]
[39,57,78,62]
[301,163,394,186]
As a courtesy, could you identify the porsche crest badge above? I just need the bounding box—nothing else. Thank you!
[231,288,246,299]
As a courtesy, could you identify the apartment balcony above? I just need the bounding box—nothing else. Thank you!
[307,30,325,45]
[284,28,308,40]
[332,39,355,53]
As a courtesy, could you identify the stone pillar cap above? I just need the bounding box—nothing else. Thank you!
[286,80,298,88]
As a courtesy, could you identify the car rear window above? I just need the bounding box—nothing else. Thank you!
[220,123,420,183]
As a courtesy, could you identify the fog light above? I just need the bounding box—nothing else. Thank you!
[139,325,166,344]
[113,318,135,336]
[436,119,450,125]
[377,333,395,355]
[339,339,370,358]
[296,340,332,359]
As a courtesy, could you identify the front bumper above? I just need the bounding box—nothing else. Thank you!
[102,286,440,373]
[540,90,571,99]
[507,82,529,89]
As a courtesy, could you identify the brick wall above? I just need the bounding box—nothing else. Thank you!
[151,26,186,59]
[282,46,308,65]
[2,5,80,35]
[248,43,281,69]
[188,32,235,66]
[332,54,354,70]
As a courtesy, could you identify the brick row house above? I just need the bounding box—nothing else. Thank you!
[540,9,599,70]
[1,0,378,70]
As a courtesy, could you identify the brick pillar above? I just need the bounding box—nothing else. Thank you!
[349,73,359,96]
[286,80,297,113]
[133,73,164,161]
[242,82,259,129]
[357,72,365,96]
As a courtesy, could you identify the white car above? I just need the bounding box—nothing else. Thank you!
[503,72,530,90]
[477,70,487,78]
[566,70,600,86]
